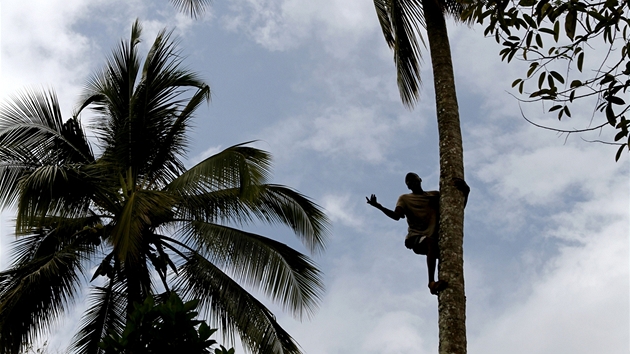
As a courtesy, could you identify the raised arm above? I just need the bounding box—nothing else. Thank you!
[366,194,404,220]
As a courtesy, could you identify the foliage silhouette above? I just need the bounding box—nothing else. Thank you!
[0,20,328,354]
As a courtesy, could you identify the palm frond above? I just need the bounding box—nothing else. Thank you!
[439,0,470,20]
[146,84,211,188]
[0,229,92,354]
[374,0,425,108]
[15,164,94,232]
[249,185,328,255]
[0,90,93,164]
[133,28,210,184]
[10,215,100,265]
[374,0,470,107]
[181,221,324,319]
[167,143,272,199]
[79,21,210,186]
[170,0,211,18]
[72,281,126,354]
[174,184,328,254]
[77,20,143,168]
[0,89,94,209]
[175,253,302,354]
[174,187,254,229]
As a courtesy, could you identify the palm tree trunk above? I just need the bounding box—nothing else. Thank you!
[422,0,467,353]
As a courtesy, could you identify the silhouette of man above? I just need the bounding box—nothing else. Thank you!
[367,173,469,295]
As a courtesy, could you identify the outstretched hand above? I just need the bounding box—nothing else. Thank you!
[366,194,379,207]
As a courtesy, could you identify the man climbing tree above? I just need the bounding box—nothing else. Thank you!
[367,173,469,295]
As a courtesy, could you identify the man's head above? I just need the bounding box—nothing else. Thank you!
[405,172,422,192]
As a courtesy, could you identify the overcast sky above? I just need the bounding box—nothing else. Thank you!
[1,1,628,353]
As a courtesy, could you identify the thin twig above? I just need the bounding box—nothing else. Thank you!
[518,103,608,133]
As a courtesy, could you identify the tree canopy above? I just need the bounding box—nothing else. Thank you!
[0,20,328,354]
[99,293,231,354]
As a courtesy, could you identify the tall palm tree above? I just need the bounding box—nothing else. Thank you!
[0,20,328,354]
[373,0,468,353]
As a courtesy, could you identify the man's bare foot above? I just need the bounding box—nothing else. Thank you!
[428,280,448,295]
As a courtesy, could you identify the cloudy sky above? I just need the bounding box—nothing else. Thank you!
[1,1,628,353]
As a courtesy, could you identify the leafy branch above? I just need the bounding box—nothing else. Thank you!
[463,0,630,160]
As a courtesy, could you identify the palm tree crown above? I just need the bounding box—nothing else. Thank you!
[0,20,328,354]
[373,0,467,107]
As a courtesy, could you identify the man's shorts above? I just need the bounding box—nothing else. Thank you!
[404,234,438,256]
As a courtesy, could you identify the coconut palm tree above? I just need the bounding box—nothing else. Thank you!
[373,0,468,353]
[0,20,328,354]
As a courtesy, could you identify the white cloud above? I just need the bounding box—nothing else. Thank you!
[186,144,224,167]
[321,194,367,230]
[0,0,96,114]
[221,0,378,56]
[470,213,628,353]
[261,105,425,165]
[362,312,432,354]
[279,249,441,354]
[475,141,619,205]
[304,106,393,163]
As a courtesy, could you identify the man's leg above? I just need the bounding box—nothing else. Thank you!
[426,237,447,295]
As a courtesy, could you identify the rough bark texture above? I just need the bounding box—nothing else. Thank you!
[423,0,468,353]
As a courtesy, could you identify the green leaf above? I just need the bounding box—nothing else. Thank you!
[538,71,547,88]
[615,130,626,141]
[550,71,564,84]
[570,80,582,88]
[547,73,555,88]
[577,52,584,71]
[553,20,560,42]
[549,105,563,112]
[526,31,534,47]
[538,2,552,19]
[539,27,556,36]
[524,14,538,28]
[527,62,540,77]
[615,143,626,161]
[484,25,494,37]
[507,48,517,62]
[536,33,543,47]
[601,74,616,85]
[607,95,626,105]
[512,78,523,87]
[606,104,617,126]
[588,10,606,22]
[565,10,577,40]
[519,0,537,6]
[198,322,213,340]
